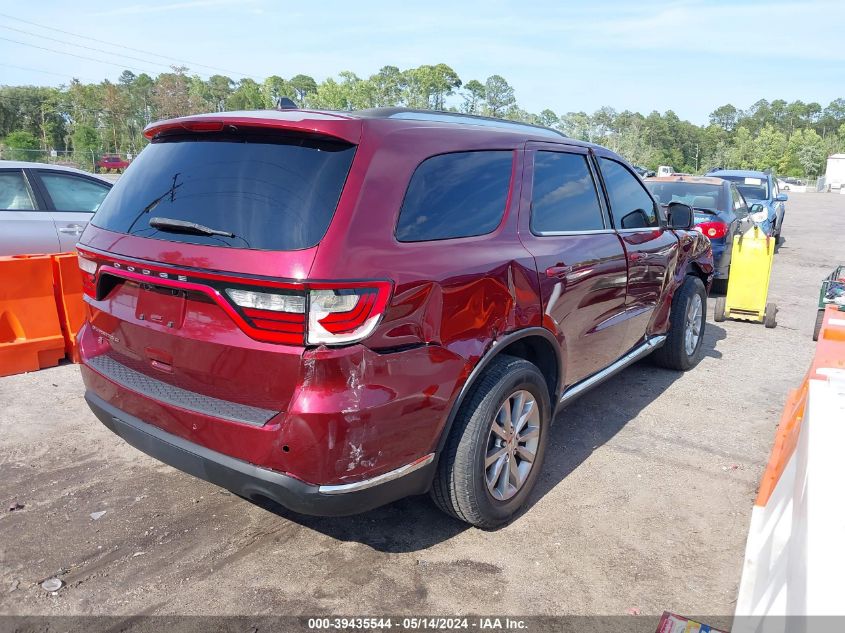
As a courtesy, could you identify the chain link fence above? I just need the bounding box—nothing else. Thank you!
[0,147,133,175]
[0,147,96,172]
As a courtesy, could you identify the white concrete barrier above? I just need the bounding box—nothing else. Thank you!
[734,308,845,632]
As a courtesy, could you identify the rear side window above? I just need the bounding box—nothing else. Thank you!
[0,171,36,210]
[531,151,604,233]
[92,129,356,251]
[395,151,513,242]
[40,173,110,212]
[599,158,659,229]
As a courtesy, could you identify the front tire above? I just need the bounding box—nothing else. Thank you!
[430,355,551,528]
[651,275,707,371]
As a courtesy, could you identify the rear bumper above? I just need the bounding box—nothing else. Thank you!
[85,391,435,516]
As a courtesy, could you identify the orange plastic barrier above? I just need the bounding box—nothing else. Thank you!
[809,305,845,380]
[755,380,807,506]
[0,254,66,377]
[50,253,86,362]
[755,305,845,506]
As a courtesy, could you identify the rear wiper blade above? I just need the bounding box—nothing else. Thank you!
[692,207,718,215]
[149,216,235,238]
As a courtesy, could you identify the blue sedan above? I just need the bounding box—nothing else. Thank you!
[705,169,787,240]
[645,175,748,285]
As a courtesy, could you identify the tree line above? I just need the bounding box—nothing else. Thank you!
[1,63,844,177]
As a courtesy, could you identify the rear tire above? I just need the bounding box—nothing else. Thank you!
[651,275,707,371]
[714,296,727,322]
[764,302,778,329]
[813,309,824,341]
[430,355,551,529]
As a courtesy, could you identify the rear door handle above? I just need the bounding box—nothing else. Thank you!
[545,264,572,279]
[58,224,85,235]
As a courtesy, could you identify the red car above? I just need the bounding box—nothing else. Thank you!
[77,109,713,527]
[96,153,131,172]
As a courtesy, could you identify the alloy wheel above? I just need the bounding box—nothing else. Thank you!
[485,390,541,501]
[684,293,703,356]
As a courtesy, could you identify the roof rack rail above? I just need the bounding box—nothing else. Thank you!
[349,107,567,140]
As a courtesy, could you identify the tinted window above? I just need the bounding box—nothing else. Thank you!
[531,152,604,233]
[92,130,356,251]
[40,173,110,212]
[0,171,36,210]
[718,175,769,201]
[395,151,512,242]
[600,158,658,228]
[731,185,748,218]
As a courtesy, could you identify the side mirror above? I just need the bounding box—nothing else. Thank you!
[775,193,788,202]
[750,203,765,213]
[666,202,693,230]
[620,209,650,229]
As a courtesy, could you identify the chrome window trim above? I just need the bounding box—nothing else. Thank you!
[532,228,617,237]
[528,148,609,235]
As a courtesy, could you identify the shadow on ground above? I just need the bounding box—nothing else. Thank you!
[251,323,728,552]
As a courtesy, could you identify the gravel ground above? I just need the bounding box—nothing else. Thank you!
[1,192,842,619]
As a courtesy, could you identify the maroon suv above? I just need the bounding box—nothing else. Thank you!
[77,108,713,527]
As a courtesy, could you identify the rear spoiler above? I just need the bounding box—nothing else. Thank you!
[143,110,363,144]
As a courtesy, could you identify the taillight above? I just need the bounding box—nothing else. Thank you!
[223,282,391,346]
[77,252,97,298]
[78,247,392,347]
[225,288,306,345]
[308,288,385,345]
[696,221,728,239]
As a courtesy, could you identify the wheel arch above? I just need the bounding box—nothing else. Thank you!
[434,328,562,459]
[687,261,710,286]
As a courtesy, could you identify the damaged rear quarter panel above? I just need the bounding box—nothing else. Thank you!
[302,129,544,483]
[282,343,466,485]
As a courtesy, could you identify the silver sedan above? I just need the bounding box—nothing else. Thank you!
[0,161,113,255]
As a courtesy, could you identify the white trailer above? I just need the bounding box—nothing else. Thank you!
[825,154,845,190]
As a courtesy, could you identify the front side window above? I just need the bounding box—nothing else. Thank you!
[395,151,513,242]
[599,158,658,229]
[531,151,604,233]
[731,185,748,217]
[0,171,36,210]
[40,173,110,212]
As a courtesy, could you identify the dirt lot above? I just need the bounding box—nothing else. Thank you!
[1,192,842,619]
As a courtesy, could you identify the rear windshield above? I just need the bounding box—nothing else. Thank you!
[717,175,769,201]
[645,182,726,211]
[91,129,356,251]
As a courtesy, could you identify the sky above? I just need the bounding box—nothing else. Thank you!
[1,0,843,124]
